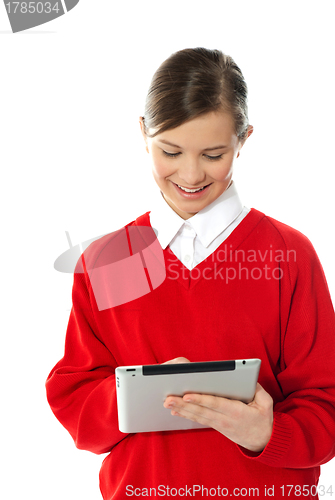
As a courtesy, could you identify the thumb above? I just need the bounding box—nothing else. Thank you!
[250,383,273,411]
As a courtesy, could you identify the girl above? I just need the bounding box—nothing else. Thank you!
[46,47,335,499]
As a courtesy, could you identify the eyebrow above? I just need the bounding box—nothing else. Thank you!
[158,139,228,151]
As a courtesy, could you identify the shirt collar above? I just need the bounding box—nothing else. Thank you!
[149,180,244,249]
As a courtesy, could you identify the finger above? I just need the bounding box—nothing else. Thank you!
[169,400,235,435]
[164,396,184,407]
[249,383,273,411]
[170,401,219,427]
[181,393,245,417]
[170,408,211,428]
[162,357,191,364]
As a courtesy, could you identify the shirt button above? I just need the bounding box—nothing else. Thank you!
[185,225,192,231]
[184,255,191,262]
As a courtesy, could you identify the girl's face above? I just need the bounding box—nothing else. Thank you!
[140,111,253,220]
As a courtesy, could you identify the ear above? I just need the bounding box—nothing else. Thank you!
[139,116,149,153]
[246,124,254,139]
[237,125,254,157]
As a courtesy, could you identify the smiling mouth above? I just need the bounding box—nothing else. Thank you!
[174,183,211,193]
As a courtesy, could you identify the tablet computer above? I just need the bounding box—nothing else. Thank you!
[115,358,261,433]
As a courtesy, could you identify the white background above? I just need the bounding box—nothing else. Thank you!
[1,1,334,498]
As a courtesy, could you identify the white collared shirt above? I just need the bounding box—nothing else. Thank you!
[149,181,250,270]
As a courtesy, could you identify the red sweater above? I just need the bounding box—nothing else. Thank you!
[46,208,335,499]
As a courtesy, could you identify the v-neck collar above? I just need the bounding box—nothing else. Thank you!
[132,208,265,290]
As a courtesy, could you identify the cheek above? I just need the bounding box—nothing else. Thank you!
[208,160,234,182]
[151,154,174,179]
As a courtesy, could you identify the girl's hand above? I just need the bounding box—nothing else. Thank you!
[162,358,273,453]
[162,357,191,365]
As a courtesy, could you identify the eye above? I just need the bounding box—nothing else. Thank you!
[162,151,223,160]
[163,150,181,158]
[205,154,223,161]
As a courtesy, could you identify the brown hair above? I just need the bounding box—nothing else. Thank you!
[141,47,249,143]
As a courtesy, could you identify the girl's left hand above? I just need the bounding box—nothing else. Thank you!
[163,381,274,453]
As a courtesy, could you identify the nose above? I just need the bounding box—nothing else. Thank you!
[177,158,206,186]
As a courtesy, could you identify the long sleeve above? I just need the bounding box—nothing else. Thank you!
[45,256,129,455]
[238,225,335,468]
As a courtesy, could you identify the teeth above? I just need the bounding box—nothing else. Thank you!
[177,184,206,193]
